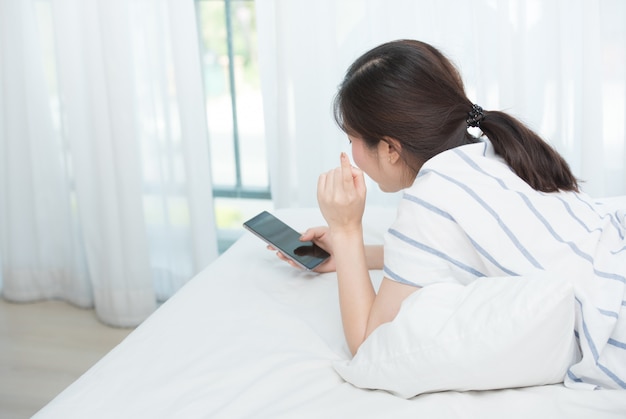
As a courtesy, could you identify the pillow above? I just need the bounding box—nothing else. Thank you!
[333,273,579,398]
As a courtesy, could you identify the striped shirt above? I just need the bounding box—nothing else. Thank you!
[383,140,626,390]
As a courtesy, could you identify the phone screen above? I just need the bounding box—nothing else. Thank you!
[243,211,330,271]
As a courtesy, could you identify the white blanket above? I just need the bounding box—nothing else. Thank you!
[35,206,626,419]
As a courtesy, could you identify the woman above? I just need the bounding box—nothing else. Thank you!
[274,40,625,389]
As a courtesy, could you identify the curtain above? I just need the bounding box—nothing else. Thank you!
[256,0,626,209]
[0,0,218,327]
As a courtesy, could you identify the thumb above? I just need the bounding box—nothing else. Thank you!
[350,165,367,195]
[340,152,365,189]
[299,229,315,241]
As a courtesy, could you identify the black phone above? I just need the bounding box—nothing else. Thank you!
[243,211,330,271]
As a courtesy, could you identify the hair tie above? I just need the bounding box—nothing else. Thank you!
[466,104,485,128]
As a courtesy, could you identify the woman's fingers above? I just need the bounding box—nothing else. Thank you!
[319,153,359,202]
[273,248,304,269]
[316,153,366,232]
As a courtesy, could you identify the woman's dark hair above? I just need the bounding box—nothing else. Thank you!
[333,39,579,193]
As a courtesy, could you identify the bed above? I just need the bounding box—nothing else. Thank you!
[34,204,626,418]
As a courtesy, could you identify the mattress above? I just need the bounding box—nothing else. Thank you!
[34,205,626,418]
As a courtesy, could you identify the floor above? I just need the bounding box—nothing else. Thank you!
[0,298,134,419]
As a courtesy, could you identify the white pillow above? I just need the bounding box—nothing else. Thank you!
[333,274,579,398]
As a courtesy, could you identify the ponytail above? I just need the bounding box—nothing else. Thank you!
[479,110,579,193]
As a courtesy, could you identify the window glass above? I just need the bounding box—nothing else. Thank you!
[195,0,272,250]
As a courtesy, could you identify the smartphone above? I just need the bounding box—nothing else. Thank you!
[243,211,330,271]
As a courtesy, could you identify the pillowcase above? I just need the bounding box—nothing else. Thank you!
[333,273,579,398]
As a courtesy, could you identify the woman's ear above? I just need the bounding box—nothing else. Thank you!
[381,136,402,164]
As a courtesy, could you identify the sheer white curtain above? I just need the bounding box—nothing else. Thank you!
[256,0,626,208]
[0,0,218,326]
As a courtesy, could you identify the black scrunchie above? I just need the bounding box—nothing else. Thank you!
[466,104,485,128]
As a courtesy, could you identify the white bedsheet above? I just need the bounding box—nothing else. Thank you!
[35,205,626,418]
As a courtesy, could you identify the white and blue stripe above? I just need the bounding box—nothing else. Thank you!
[383,140,626,390]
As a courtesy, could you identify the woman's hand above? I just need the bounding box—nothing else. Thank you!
[267,226,337,273]
[317,152,367,234]
[268,225,384,272]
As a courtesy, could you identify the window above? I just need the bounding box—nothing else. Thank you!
[195,0,272,252]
